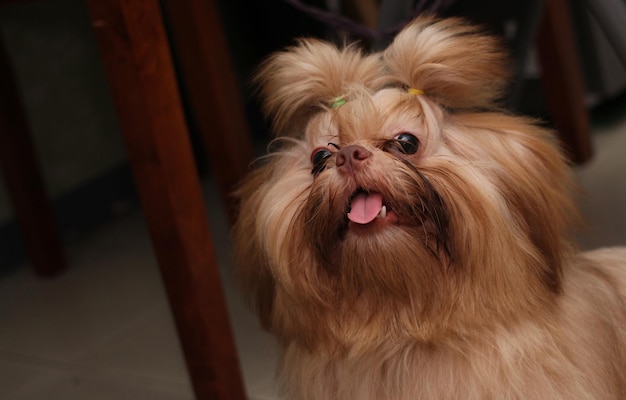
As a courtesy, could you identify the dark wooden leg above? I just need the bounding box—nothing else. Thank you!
[0,38,66,277]
[163,0,254,223]
[536,0,593,164]
[85,1,247,399]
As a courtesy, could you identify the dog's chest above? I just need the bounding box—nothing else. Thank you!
[280,342,490,400]
[279,334,610,400]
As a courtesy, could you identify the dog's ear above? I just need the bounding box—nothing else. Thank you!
[232,164,276,330]
[446,113,579,293]
[254,39,384,134]
[383,17,510,109]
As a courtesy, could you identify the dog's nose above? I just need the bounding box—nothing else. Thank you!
[336,145,371,175]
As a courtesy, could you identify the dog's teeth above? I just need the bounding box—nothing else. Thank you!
[377,205,387,219]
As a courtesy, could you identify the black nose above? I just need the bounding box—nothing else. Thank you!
[336,145,371,175]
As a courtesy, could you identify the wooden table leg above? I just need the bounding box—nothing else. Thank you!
[0,38,66,277]
[536,0,593,164]
[163,0,254,223]
[85,1,247,399]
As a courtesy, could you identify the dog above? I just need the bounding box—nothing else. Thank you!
[232,17,626,399]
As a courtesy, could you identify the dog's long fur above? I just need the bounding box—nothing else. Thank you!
[233,17,626,399]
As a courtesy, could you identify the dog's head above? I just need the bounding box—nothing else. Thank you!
[234,17,577,350]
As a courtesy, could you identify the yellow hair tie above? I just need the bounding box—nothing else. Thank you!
[408,88,425,95]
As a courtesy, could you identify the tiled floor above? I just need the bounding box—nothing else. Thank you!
[0,183,279,399]
[1,114,625,400]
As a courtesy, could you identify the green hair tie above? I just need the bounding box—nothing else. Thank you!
[330,96,347,109]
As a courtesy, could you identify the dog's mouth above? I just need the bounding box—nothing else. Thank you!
[346,189,395,226]
[308,182,452,267]
[305,169,453,267]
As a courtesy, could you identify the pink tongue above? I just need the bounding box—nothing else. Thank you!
[348,192,383,224]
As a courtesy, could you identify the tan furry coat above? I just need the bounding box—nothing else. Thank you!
[233,17,626,399]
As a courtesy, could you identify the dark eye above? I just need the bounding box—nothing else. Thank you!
[391,133,419,155]
[311,147,332,176]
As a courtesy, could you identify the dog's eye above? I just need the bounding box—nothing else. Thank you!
[311,147,332,176]
[389,133,419,155]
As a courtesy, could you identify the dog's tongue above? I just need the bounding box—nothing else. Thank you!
[348,192,383,224]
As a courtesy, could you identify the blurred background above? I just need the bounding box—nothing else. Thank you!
[0,0,624,399]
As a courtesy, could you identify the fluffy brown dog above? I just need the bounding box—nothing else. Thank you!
[233,17,626,399]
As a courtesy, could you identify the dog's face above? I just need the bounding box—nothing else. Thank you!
[234,17,578,350]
